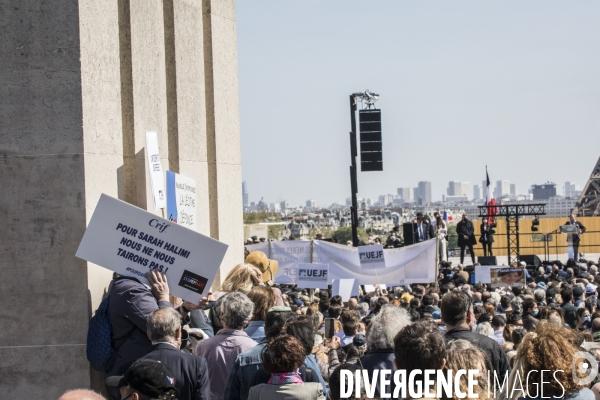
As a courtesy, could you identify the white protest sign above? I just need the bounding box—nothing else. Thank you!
[296,263,329,289]
[358,244,386,269]
[271,241,312,284]
[364,284,387,293]
[146,131,166,210]
[332,279,360,302]
[166,171,197,230]
[76,194,228,302]
[474,265,493,283]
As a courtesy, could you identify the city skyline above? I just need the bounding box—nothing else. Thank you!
[243,178,584,209]
[237,1,600,207]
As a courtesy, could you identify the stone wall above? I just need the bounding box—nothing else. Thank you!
[0,0,242,397]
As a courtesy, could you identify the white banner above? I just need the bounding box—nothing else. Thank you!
[384,239,438,284]
[146,131,166,210]
[244,241,269,256]
[296,263,329,289]
[358,244,386,270]
[76,194,228,302]
[332,279,360,302]
[271,241,312,284]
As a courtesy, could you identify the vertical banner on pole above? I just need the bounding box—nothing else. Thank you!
[146,131,166,211]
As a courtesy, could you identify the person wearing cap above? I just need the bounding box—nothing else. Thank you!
[195,292,257,400]
[105,271,209,400]
[105,359,178,400]
[138,307,210,400]
[573,285,586,307]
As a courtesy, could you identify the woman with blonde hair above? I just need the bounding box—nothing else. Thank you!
[218,263,263,295]
[445,340,491,400]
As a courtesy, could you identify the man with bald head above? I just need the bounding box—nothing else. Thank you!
[58,389,105,400]
[347,297,358,310]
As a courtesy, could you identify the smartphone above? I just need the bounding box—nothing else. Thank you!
[324,318,335,339]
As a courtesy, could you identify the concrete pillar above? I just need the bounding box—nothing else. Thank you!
[203,0,244,285]
[0,0,242,397]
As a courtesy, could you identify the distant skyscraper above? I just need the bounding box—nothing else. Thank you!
[306,199,316,208]
[564,181,580,197]
[510,184,517,196]
[397,187,414,201]
[417,181,432,204]
[532,183,557,200]
[280,200,289,210]
[495,180,510,198]
[242,181,249,207]
[447,181,470,199]
[473,184,482,200]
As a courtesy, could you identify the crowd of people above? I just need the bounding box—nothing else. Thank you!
[59,247,600,400]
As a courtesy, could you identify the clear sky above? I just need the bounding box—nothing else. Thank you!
[237,1,600,207]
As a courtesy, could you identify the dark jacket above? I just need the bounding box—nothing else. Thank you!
[562,302,578,328]
[457,219,477,246]
[565,220,586,243]
[360,348,396,398]
[444,328,509,376]
[223,345,328,400]
[479,223,494,244]
[413,222,435,243]
[141,343,211,400]
[106,277,175,400]
[522,313,539,332]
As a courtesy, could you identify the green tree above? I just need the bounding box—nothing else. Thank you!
[332,226,368,244]
[447,224,458,249]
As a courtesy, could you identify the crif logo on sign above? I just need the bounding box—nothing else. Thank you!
[358,244,386,270]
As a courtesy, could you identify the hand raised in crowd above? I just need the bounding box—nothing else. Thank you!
[328,336,341,350]
[183,291,213,311]
[146,270,170,303]
[250,267,263,286]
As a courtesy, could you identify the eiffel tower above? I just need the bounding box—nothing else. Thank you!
[573,156,600,216]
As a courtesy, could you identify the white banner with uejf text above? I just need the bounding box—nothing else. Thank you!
[296,263,329,289]
[76,194,229,302]
[358,244,386,270]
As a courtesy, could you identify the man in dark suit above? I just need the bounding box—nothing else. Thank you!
[565,214,586,262]
[457,214,477,265]
[140,307,211,400]
[413,213,435,243]
[479,219,495,257]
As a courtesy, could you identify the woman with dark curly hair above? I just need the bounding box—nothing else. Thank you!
[248,335,325,400]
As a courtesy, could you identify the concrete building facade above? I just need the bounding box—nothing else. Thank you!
[0,1,243,397]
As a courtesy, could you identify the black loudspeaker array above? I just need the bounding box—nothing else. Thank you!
[359,109,383,171]
[403,222,415,246]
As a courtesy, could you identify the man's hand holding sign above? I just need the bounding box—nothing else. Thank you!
[76,194,228,303]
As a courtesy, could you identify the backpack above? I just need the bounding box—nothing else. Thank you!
[87,277,135,372]
[86,288,117,372]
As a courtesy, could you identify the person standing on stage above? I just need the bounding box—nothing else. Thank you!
[479,218,494,257]
[565,214,586,262]
[457,214,477,265]
[434,212,448,262]
[414,213,435,244]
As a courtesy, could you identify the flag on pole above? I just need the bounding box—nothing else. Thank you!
[486,167,497,224]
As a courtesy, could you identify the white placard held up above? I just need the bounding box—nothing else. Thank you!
[364,284,387,293]
[296,263,329,289]
[76,194,228,302]
[166,171,197,231]
[146,131,166,210]
[332,279,360,302]
[358,244,386,270]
